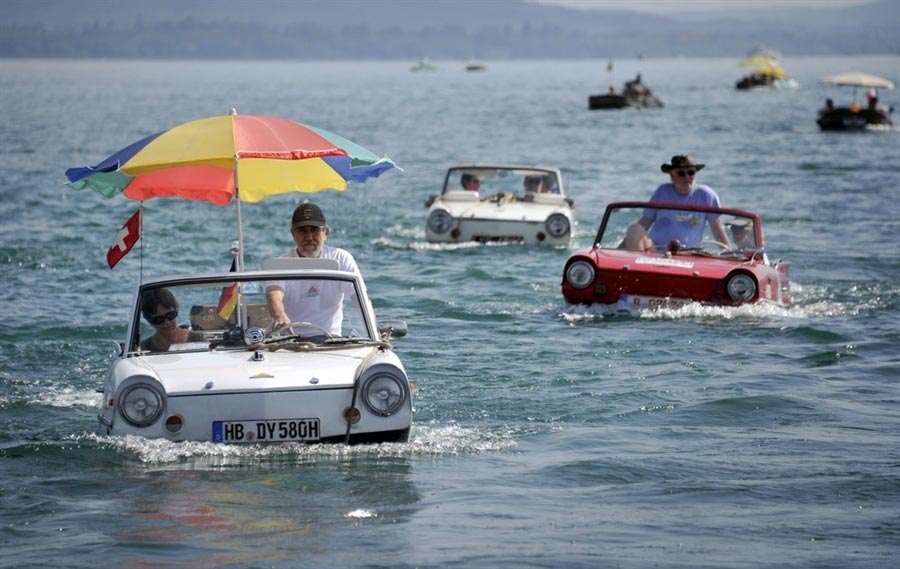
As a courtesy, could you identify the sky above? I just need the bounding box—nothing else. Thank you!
[531,0,876,13]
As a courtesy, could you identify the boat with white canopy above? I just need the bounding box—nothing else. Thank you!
[817,72,894,130]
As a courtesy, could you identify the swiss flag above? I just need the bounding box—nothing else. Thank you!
[107,209,141,269]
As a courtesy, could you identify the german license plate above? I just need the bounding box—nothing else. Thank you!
[621,294,691,310]
[212,418,320,443]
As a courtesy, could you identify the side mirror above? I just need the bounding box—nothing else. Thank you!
[378,320,408,339]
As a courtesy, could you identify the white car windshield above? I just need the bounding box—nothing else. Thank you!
[444,167,561,199]
[132,274,371,353]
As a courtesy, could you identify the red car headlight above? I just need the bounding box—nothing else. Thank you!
[726,273,757,302]
[565,261,595,289]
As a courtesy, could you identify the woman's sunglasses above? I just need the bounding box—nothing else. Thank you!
[675,170,696,178]
[149,309,178,325]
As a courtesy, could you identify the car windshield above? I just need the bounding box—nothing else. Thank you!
[131,274,372,354]
[597,204,759,253]
[444,167,561,199]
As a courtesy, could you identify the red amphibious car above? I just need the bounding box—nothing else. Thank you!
[562,201,791,308]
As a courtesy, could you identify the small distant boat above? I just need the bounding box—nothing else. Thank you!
[410,58,437,72]
[736,48,788,90]
[817,72,895,131]
[736,67,784,90]
[465,59,486,72]
[588,74,663,110]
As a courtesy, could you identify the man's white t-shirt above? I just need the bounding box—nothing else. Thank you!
[267,245,367,335]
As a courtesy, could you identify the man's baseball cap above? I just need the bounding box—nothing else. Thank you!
[291,203,327,229]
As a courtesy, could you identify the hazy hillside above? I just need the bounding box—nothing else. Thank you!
[2,0,898,58]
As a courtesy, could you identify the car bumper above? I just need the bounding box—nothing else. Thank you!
[100,385,412,444]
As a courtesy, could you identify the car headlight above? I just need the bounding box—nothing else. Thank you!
[545,213,571,238]
[362,372,408,416]
[427,209,453,234]
[565,260,595,289]
[726,273,757,302]
[118,382,165,427]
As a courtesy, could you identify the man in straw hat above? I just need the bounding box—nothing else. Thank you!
[623,154,731,251]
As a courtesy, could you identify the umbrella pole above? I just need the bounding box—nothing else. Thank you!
[233,184,247,332]
[235,189,245,272]
[233,152,245,273]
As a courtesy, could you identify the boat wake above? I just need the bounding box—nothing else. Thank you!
[557,282,872,322]
[71,424,517,465]
[863,123,899,132]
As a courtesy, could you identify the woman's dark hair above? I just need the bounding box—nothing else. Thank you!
[141,288,178,321]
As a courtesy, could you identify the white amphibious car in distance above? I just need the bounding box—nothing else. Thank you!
[98,258,412,445]
[425,165,575,245]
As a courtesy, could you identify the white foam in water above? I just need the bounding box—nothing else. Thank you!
[408,240,481,252]
[558,280,872,323]
[30,386,101,409]
[346,509,377,519]
[73,423,517,464]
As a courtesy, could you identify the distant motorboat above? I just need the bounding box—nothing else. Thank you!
[411,58,437,72]
[816,72,894,130]
[736,48,787,90]
[465,59,486,72]
[736,72,778,90]
[589,74,663,110]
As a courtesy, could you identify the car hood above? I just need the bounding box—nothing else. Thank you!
[438,199,571,221]
[113,346,385,395]
[589,248,754,278]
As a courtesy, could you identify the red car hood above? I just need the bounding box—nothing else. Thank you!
[592,248,741,279]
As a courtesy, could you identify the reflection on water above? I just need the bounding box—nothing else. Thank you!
[106,454,423,567]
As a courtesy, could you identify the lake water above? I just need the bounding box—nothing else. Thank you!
[1,55,899,568]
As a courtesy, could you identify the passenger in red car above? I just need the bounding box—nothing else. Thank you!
[622,154,732,251]
[727,218,757,250]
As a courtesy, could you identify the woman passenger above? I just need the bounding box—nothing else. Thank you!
[140,288,203,352]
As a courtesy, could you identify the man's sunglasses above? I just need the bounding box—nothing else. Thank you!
[675,170,696,178]
[149,309,177,325]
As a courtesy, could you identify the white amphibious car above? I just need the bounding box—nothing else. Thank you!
[99,258,412,444]
[425,165,575,245]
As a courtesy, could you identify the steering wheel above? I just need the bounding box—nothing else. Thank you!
[697,240,731,253]
[269,320,334,339]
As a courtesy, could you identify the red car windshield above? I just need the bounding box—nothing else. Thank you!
[597,204,759,252]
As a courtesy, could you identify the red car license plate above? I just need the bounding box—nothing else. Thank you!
[213,418,320,443]
[621,294,691,309]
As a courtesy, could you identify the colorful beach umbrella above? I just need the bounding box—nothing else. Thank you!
[65,110,399,269]
[66,110,398,205]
